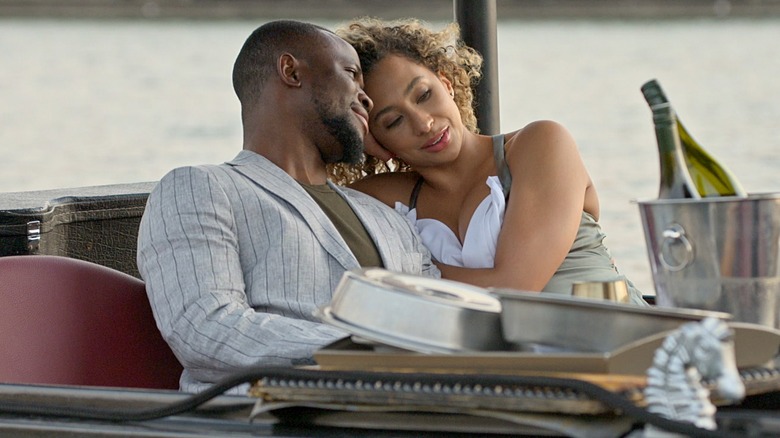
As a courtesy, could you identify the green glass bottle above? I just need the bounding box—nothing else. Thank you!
[641,79,747,198]
[648,101,701,199]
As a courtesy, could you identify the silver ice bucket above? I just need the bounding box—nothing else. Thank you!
[638,193,780,329]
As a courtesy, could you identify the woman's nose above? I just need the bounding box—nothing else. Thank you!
[411,111,433,135]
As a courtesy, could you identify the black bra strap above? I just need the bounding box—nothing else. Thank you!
[492,134,512,198]
[409,176,425,209]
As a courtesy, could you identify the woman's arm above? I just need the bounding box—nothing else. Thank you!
[349,171,421,208]
[362,130,396,162]
[437,120,594,292]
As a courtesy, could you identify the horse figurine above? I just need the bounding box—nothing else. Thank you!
[643,317,745,437]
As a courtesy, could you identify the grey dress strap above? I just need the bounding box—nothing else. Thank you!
[492,134,512,198]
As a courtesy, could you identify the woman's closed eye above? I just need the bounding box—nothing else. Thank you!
[417,89,431,103]
[386,116,402,129]
[383,89,432,130]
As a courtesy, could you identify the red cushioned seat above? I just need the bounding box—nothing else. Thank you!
[0,255,182,389]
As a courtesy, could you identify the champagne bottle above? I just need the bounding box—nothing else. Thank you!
[641,79,747,198]
[648,101,701,199]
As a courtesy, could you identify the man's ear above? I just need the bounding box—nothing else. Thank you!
[278,53,302,87]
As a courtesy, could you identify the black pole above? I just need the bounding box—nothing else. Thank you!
[454,0,500,134]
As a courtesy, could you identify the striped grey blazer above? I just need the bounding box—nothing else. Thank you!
[137,150,439,393]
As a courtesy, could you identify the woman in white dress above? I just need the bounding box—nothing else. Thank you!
[329,18,646,305]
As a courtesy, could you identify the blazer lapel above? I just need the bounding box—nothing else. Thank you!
[226,150,358,270]
[330,184,403,272]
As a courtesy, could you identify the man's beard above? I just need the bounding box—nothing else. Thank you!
[315,96,364,165]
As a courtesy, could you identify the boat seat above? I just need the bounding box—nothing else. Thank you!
[0,255,182,389]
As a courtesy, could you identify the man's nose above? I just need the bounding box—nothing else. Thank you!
[359,89,373,112]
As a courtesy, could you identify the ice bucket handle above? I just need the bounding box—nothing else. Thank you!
[659,223,694,272]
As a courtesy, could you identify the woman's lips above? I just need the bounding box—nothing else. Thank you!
[422,127,450,153]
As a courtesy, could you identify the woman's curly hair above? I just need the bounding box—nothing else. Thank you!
[328,17,483,186]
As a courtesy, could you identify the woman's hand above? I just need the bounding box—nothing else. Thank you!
[363,131,395,161]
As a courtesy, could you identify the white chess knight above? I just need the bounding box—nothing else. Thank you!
[643,317,745,437]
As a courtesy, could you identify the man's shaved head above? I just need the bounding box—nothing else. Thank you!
[232,20,331,106]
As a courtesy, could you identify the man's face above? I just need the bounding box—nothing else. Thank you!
[312,92,364,165]
[309,33,372,165]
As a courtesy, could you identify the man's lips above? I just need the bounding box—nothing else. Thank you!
[353,107,369,134]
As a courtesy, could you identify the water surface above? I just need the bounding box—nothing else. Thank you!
[2,18,779,294]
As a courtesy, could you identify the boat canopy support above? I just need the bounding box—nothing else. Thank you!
[454,0,500,134]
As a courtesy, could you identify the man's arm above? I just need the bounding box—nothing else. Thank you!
[137,167,345,390]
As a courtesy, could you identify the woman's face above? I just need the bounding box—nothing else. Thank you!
[364,54,463,167]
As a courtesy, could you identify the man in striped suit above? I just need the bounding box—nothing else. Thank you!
[137,21,439,393]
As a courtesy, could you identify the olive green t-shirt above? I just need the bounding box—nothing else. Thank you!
[300,183,384,268]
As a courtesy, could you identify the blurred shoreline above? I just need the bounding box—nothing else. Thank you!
[3,0,780,21]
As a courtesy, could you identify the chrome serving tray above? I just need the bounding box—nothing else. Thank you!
[315,268,507,354]
[492,288,733,353]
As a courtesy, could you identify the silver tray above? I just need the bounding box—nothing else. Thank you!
[491,288,733,353]
[315,268,507,354]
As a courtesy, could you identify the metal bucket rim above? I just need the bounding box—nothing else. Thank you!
[632,192,780,206]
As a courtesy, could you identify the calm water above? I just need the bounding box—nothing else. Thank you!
[2,18,779,294]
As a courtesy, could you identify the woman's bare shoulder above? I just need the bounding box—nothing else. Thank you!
[348,171,421,207]
[505,120,573,145]
[504,120,578,160]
